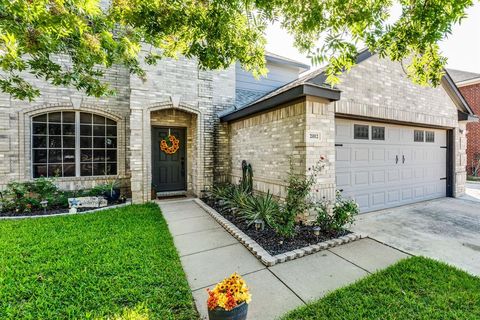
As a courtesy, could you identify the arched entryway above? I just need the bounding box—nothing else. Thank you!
[129,101,204,202]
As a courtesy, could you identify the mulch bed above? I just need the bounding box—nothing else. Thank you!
[202,198,350,256]
[0,201,125,217]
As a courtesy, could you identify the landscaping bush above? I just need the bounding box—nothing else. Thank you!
[240,191,278,228]
[0,178,63,213]
[314,191,358,234]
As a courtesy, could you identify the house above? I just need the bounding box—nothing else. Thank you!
[448,69,480,176]
[0,50,475,213]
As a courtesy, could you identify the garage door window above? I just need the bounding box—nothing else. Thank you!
[414,130,424,142]
[354,124,369,140]
[372,126,385,140]
[426,131,435,143]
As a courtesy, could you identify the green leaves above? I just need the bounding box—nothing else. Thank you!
[0,0,474,100]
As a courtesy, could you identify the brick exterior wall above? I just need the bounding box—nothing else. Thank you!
[0,51,236,203]
[457,83,480,175]
[0,59,131,191]
[226,54,468,208]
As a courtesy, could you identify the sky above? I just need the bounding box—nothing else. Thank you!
[266,3,480,73]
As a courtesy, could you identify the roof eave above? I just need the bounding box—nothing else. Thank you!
[442,71,475,116]
[220,84,340,122]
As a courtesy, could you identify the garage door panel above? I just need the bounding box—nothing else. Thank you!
[371,170,385,184]
[335,119,447,213]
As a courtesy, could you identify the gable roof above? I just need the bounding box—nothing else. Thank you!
[446,68,480,85]
[220,50,475,122]
[265,52,310,72]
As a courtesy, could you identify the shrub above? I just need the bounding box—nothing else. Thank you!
[240,192,279,228]
[211,183,236,204]
[228,186,251,212]
[0,178,62,213]
[270,159,326,238]
[315,191,358,234]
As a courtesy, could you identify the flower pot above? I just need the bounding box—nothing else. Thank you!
[103,188,120,202]
[208,302,248,320]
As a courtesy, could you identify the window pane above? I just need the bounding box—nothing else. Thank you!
[80,113,92,124]
[372,126,385,140]
[93,137,105,148]
[33,136,47,148]
[93,114,105,124]
[106,125,117,137]
[106,162,117,175]
[414,130,424,142]
[48,136,62,148]
[48,164,62,177]
[63,149,76,163]
[80,124,92,136]
[49,123,61,135]
[63,136,75,148]
[93,150,106,161]
[106,118,116,125]
[106,150,117,161]
[80,163,92,176]
[93,125,105,136]
[48,149,62,163]
[32,122,47,135]
[106,137,116,148]
[93,163,106,175]
[33,165,47,178]
[80,137,92,148]
[81,149,92,162]
[33,149,47,163]
[354,124,369,140]
[62,112,75,123]
[426,131,435,143]
[48,112,61,122]
[63,124,75,135]
[32,114,47,122]
[63,164,75,177]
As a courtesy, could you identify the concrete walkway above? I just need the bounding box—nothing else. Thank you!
[159,199,409,320]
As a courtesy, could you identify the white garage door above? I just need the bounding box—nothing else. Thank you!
[335,118,447,213]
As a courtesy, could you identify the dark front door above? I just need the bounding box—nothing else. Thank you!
[152,127,186,192]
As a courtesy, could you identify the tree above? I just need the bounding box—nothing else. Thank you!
[0,0,474,101]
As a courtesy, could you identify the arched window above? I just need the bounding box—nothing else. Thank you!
[32,111,117,178]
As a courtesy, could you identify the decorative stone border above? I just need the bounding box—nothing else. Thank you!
[194,199,365,267]
[0,201,132,220]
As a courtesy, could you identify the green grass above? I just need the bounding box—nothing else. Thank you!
[282,256,480,320]
[0,203,198,319]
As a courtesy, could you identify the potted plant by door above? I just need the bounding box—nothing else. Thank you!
[207,273,251,320]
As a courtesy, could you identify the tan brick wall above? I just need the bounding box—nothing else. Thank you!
[227,97,336,206]
[0,62,130,191]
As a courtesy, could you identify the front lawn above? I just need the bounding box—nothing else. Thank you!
[0,203,198,319]
[282,256,480,320]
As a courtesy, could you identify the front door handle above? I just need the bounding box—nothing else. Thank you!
[402,155,405,164]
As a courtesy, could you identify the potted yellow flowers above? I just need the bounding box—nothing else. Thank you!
[207,272,251,320]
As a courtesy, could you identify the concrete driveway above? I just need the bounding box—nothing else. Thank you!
[461,182,480,203]
[352,197,480,276]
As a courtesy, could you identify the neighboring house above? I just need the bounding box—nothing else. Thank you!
[0,50,475,214]
[447,69,480,176]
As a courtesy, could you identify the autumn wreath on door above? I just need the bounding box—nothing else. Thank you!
[160,134,180,155]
